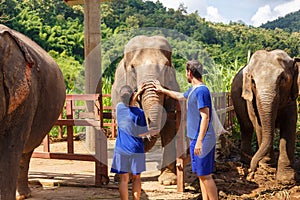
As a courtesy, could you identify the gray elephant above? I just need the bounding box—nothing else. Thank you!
[112,35,180,185]
[231,49,300,184]
[0,24,66,199]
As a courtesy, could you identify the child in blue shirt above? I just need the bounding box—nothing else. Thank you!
[111,85,151,200]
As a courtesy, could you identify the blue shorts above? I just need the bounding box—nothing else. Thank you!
[111,151,146,175]
[190,139,215,176]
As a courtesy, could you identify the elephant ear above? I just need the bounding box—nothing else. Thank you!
[111,58,136,109]
[241,67,253,102]
[164,65,180,92]
[0,27,32,116]
[291,57,300,100]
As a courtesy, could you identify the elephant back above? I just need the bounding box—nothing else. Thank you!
[0,25,66,150]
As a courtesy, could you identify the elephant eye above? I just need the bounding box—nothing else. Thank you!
[130,65,136,73]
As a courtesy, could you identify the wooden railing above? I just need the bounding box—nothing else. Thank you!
[32,94,109,186]
[211,92,235,131]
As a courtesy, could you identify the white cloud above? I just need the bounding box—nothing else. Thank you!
[251,5,274,27]
[251,0,300,27]
[205,6,227,23]
[274,0,300,16]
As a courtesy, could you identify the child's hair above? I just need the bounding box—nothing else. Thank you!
[119,85,133,104]
[186,60,203,79]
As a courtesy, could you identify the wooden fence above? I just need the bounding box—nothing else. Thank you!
[32,94,109,186]
[32,92,235,189]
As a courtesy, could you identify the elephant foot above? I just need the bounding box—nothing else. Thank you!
[158,168,177,185]
[16,189,31,200]
[259,156,276,169]
[257,159,276,176]
[246,169,255,182]
[16,194,27,200]
[276,169,296,185]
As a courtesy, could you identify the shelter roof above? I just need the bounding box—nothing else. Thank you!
[64,0,111,6]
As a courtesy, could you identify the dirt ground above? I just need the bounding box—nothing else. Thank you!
[28,137,300,200]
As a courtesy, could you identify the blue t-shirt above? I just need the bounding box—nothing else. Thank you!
[115,102,148,155]
[183,84,213,139]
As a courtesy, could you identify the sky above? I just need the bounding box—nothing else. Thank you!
[149,0,300,27]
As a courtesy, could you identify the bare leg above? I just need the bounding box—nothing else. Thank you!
[199,174,218,200]
[199,178,208,200]
[119,173,129,200]
[132,174,141,200]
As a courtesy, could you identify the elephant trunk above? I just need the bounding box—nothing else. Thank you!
[250,91,278,172]
[141,81,165,152]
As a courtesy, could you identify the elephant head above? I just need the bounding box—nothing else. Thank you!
[241,49,299,182]
[112,35,180,149]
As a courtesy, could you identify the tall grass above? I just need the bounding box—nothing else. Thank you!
[204,58,243,93]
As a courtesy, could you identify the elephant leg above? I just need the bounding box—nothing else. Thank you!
[158,121,177,185]
[239,118,254,164]
[17,150,34,199]
[232,96,254,164]
[0,126,27,200]
[276,104,296,184]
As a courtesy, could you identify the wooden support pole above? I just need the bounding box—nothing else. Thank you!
[66,100,74,154]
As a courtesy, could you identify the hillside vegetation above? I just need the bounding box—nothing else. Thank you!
[261,10,300,33]
[1,0,300,93]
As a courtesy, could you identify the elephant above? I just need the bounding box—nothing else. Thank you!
[0,24,66,199]
[231,49,300,184]
[111,35,180,185]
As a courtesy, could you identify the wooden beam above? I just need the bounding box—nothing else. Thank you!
[64,0,111,6]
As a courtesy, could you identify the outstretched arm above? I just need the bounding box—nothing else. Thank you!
[151,82,185,100]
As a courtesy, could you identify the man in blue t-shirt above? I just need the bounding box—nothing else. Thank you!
[151,60,218,200]
[111,85,152,200]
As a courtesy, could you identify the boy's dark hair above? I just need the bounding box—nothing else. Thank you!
[186,60,203,79]
[120,85,133,104]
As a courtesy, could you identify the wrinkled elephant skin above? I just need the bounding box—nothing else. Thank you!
[231,49,299,184]
[112,35,180,185]
[0,24,66,199]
